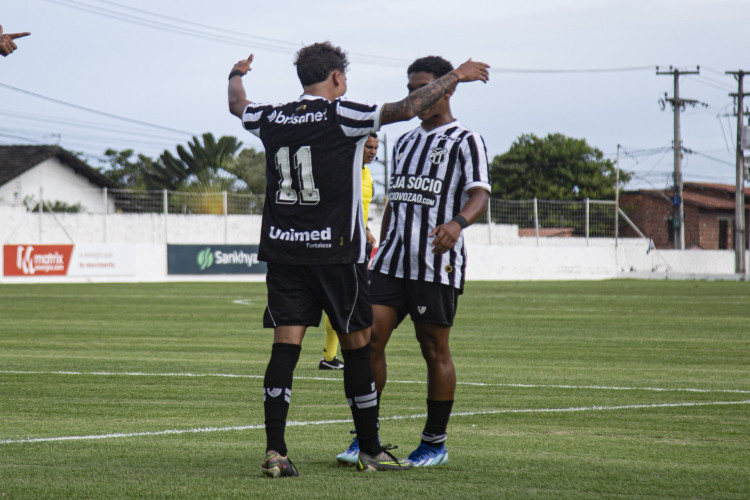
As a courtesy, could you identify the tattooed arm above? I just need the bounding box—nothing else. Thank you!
[380,58,490,125]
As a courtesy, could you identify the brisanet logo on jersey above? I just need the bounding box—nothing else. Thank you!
[267,108,327,126]
[3,245,74,276]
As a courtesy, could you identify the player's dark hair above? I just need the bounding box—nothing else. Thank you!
[369,132,378,139]
[295,42,349,86]
[407,56,454,79]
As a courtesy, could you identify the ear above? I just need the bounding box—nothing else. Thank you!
[331,71,344,87]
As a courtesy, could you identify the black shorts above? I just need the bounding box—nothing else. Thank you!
[263,262,372,334]
[370,272,460,327]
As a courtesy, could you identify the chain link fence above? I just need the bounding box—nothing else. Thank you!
[10,188,622,239]
[482,198,618,238]
[106,189,265,215]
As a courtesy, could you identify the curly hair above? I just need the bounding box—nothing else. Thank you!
[294,42,349,86]
[407,56,454,79]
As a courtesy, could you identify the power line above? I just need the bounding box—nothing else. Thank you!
[0,82,196,136]
[44,0,659,74]
[42,0,409,66]
[491,65,653,74]
[90,0,301,49]
[683,149,735,167]
[692,74,735,92]
[0,109,189,142]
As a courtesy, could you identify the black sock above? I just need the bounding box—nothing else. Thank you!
[422,399,454,446]
[263,342,301,456]
[341,345,381,456]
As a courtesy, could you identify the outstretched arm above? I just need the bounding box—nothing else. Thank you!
[429,187,490,254]
[228,54,254,118]
[380,58,490,125]
[0,25,31,57]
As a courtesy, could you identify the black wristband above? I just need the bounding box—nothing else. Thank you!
[452,214,469,229]
[228,70,244,80]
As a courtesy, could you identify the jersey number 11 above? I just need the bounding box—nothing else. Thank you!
[274,146,320,205]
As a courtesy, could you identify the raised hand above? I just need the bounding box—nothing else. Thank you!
[232,54,255,76]
[0,25,31,57]
[452,58,490,83]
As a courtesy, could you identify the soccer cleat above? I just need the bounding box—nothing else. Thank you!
[336,435,359,465]
[407,443,449,467]
[319,357,344,370]
[261,450,299,478]
[356,446,413,472]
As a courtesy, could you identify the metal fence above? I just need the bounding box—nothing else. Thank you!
[106,189,266,216]
[12,188,622,239]
[483,198,618,238]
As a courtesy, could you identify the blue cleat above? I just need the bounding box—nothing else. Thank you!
[336,435,359,465]
[407,443,449,467]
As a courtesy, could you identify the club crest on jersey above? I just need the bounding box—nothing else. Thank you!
[429,147,448,165]
[417,306,427,314]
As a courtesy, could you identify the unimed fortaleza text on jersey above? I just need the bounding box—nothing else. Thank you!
[241,95,382,265]
[371,121,491,291]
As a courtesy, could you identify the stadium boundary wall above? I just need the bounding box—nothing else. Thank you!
[0,207,744,282]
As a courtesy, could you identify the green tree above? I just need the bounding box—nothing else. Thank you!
[99,149,156,189]
[147,133,243,191]
[490,133,630,200]
[229,147,267,194]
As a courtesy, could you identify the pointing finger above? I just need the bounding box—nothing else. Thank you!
[10,32,31,40]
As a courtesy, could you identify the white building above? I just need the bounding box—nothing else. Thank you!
[0,145,118,213]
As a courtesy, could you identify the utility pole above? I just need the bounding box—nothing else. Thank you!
[615,144,620,247]
[657,66,700,250]
[726,70,748,277]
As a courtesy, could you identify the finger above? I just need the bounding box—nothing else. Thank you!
[10,32,31,39]
[429,227,438,238]
[247,54,254,65]
[0,25,4,35]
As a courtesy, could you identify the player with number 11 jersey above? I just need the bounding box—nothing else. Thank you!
[242,97,381,265]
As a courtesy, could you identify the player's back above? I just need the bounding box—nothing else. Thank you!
[242,95,381,266]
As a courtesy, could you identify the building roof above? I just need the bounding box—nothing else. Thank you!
[0,145,118,189]
[623,182,750,211]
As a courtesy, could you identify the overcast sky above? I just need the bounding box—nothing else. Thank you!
[2,0,748,194]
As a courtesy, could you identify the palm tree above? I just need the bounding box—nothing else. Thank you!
[147,133,243,191]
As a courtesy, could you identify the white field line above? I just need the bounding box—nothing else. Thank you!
[1,370,749,394]
[1,399,748,445]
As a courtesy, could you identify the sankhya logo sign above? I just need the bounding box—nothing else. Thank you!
[197,247,214,270]
[167,245,266,275]
[197,247,260,270]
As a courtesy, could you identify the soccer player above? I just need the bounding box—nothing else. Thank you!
[0,25,30,57]
[319,133,379,370]
[337,56,491,467]
[227,43,489,477]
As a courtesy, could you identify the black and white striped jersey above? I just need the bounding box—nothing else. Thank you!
[370,121,490,290]
[241,95,382,265]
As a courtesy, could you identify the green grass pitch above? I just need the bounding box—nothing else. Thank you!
[0,280,748,499]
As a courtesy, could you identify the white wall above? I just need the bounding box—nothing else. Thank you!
[0,206,745,282]
[0,158,114,213]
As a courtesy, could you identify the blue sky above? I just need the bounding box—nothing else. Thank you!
[2,0,748,193]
